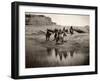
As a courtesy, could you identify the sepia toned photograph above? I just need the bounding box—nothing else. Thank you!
[25,12,90,68]
[11,2,97,79]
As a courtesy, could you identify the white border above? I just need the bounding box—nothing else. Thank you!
[19,5,95,76]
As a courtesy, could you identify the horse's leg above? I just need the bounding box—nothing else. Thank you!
[47,36,49,41]
[53,33,56,41]
[62,37,64,43]
[48,35,50,41]
[46,35,47,41]
[53,35,55,41]
[46,35,49,41]
[56,37,58,44]
[48,37,49,41]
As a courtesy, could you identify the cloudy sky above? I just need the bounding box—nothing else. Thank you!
[26,12,89,26]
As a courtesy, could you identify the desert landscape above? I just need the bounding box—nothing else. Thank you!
[25,14,89,68]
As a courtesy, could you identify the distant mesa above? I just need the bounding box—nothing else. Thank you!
[74,25,89,33]
[25,14,56,26]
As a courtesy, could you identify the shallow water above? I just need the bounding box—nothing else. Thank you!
[26,47,89,68]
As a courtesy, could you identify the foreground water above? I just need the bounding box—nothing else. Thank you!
[26,47,89,68]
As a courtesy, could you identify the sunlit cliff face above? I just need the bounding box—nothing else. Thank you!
[25,12,89,26]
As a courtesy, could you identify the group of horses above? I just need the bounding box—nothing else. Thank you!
[46,26,74,44]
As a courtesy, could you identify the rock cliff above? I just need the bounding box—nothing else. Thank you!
[25,14,56,26]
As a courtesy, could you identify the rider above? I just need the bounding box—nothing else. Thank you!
[53,28,58,41]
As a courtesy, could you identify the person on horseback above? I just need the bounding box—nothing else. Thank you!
[56,29,64,44]
[63,27,67,36]
[53,28,58,41]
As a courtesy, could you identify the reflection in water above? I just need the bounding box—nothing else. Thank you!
[26,47,89,68]
[47,48,75,61]
[70,50,74,57]
[47,47,51,55]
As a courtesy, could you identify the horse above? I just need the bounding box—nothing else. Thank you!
[46,29,54,41]
[45,28,67,44]
[55,29,66,44]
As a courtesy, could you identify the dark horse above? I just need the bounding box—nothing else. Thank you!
[53,28,58,41]
[46,29,54,41]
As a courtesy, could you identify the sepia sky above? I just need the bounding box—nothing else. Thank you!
[26,12,89,26]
